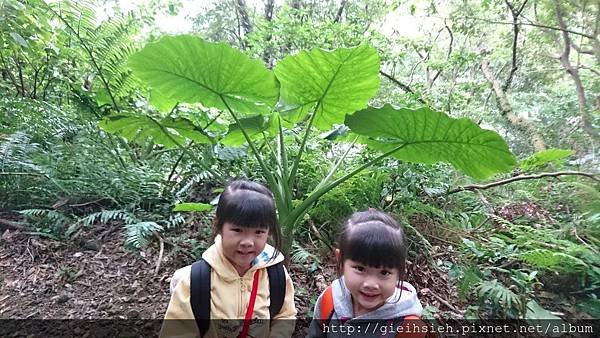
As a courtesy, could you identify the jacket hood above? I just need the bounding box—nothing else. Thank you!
[202,234,284,281]
[331,277,423,321]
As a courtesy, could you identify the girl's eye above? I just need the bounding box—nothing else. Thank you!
[353,265,365,272]
[255,229,266,235]
[231,228,242,233]
[381,270,392,276]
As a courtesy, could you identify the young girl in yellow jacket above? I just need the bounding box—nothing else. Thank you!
[161,180,297,338]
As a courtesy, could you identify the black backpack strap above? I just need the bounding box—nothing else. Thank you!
[190,259,211,337]
[266,262,286,318]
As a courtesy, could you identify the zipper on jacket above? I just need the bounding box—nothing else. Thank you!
[239,277,245,317]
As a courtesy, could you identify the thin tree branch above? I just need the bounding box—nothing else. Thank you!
[503,0,529,91]
[333,0,347,23]
[430,21,454,88]
[448,171,599,194]
[380,70,427,104]
[570,42,595,55]
[14,54,25,97]
[578,64,600,76]
[458,16,595,39]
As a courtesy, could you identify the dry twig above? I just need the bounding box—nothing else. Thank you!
[154,235,165,275]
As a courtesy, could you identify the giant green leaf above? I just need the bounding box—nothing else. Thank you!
[148,89,178,113]
[99,113,210,148]
[274,44,380,130]
[221,114,277,146]
[345,105,516,179]
[129,35,277,115]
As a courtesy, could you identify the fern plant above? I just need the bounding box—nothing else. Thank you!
[476,279,523,318]
[0,132,45,173]
[124,221,163,249]
[68,209,163,249]
[19,208,72,239]
[18,207,165,249]
[46,0,145,110]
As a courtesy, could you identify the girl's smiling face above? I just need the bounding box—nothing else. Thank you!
[342,259,400,317]
[220,222,269,276]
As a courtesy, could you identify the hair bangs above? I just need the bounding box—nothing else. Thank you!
[217,189,276,230]
[341,222,405,271]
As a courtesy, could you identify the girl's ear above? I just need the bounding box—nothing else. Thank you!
[334,248,340,261]
[212,218,219,233]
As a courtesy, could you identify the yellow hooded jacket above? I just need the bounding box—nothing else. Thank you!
[160,235,297,338]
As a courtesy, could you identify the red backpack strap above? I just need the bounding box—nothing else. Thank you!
[319,285,334,331]
[397,315,435,338]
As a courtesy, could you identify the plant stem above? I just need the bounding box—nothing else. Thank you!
[282,143,408,243]
[147,116,221,180]
[275,116,293,213]
[277,115,289,180]
[288,101,321,186]
[219,96,279,194]
[314,136,358,191]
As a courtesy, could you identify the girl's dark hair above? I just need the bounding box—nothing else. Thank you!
[337,209,407,279]
[214,180,282,253]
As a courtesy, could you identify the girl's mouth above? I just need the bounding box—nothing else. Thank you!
[237,250,254,256]
[360,291,379,299]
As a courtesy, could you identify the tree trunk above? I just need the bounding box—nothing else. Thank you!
[481,59,547,151]
[235,0,253,37]
[262,0,275,68]
[554,0,599,144]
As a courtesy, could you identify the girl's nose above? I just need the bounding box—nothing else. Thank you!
[362,276,380,290]
[240,237,253,248]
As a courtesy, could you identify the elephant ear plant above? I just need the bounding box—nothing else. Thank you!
[106,35,516,254]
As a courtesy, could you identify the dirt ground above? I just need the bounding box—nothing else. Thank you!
[0,223,459,336]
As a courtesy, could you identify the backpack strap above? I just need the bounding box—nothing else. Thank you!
[397,315,432,338]
[318,284,335,330]
[266,262,286,318]
[190,259,211,337]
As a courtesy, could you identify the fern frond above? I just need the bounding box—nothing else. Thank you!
[520,249,588,272]
[0,132,45,173]
[124,221,162,249]
[291,242,321,265]
[175,171,215,197]
[20,208,71,226]
[166,214,185,229]
[477,279,522,312]
[20,208,51,218]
